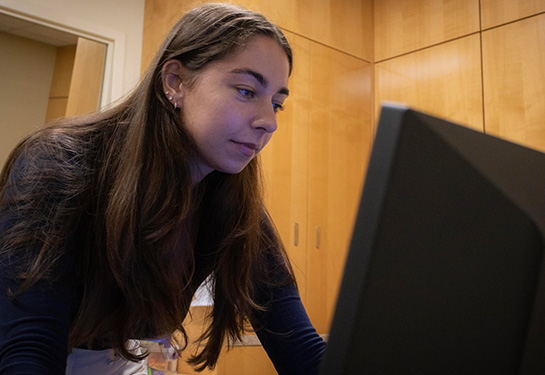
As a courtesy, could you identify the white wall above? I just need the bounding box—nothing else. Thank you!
[0,0,146,102]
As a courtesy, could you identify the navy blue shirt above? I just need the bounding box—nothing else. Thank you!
[0,257,325,374]
[0,160,325,374]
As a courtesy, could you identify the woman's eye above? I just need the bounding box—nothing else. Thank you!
[273,103,284,113]
[238,88,255,99]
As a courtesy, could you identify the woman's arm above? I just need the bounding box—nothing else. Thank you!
[1,153,74,374]
[250,272,326,374]
[0,254,73,374]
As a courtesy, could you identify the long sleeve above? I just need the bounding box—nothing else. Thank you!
[0,262,73,375]
[251,281,326,374]
[0,155,74,374]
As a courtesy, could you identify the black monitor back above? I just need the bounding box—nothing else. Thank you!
[320,105,545,374]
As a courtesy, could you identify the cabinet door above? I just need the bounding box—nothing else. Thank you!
[263,35,373,335]
[261,32,311,300]
[374,35,484,132]
[482,13,545,152]
[306,43,373,333]
[374,0,480,61]
[481,0,545,29]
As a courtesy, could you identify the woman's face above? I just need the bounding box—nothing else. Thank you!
[179,35,290,184]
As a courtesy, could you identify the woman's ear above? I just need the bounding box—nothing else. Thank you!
[161,59,186,109]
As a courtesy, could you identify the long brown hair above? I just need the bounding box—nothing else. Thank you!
[0,2,293,370]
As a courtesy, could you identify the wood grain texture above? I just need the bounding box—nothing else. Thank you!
[306,43,372,333]
[142,0,375,370]
[48,45,76,99]
[141,0,196,75]
[374,0,480,61]
[375,35,484,131]
[175,306,217,374]
[65,37,106,116]
[243,0,373,61]
[260,31,311,302]
[216,346,276,375]
[45,98,68,123]
[46,45,76,122]
[262,32,373,336]
[481,0,545,29]
[482,13,545,152]
[141,0,373,74]
[176,307,275,374]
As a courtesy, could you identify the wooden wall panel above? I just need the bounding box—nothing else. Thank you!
[141,0,373,73]
[216,346,276,375]
[46,44,76,122]
[262,31,373,335]
[175,306,216,374]
[65,37,106,116]
[375,35,484,131]
[142,0,374,370]
[481,0,545,29]
[482,13,545,152]
[45,98,68,123]
[260,31,311,301]
[243,0,373,61]
[374,0,480,61]
[306,44,372,333]
[175,307,276,374]
[48,45,76,98]
[141,0,192,74]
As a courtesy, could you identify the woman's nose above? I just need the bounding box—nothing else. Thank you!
[251,102,278,133]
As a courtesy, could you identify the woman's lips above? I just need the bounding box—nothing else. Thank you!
[233,141,258,157]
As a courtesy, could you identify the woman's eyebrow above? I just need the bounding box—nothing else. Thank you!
[230,68,290,96]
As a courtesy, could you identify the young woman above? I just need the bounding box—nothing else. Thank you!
[0,3,326,374]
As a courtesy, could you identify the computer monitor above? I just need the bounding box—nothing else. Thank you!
[320,104,545,374]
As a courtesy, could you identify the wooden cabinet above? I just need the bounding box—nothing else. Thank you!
[243,0,373,61]
[374,34,484,131]
[173,307,277,374]
[141,1,545,373]
[482,13,545,153]
[261,31,312,302]
[175,29,373,375]
[481,0,545,29]
[141,0,373,72]
[262,32,373,334]
[374,0,480,61]
[305,41,372,333]
[374,1,545,155]
[141,2,374,373]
